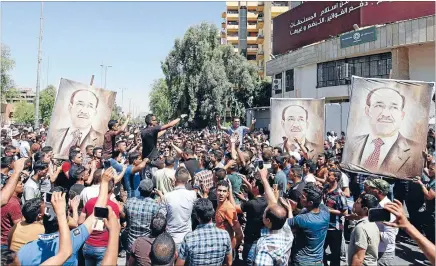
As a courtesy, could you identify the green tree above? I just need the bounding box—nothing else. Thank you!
[149,78,171,123]
[13,101,34,124]
[111,104,122,120]
[161,22,262,127]
[252,80,272,107]
[1,44,16,102]
[39,85,57,125]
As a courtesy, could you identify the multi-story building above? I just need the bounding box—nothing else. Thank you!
[265,1,435,134]
[221,1,290,79]
[6,88,36,104]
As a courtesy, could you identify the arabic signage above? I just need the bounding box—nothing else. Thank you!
[273,1,435,55]
[340,26,377,48]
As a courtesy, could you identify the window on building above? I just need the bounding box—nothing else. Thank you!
[285,69,294,92]
[227,21,239,25]
[273,73,283,95]
[227,10,239,14]
[316,52,392,88]
[247,55,256,60]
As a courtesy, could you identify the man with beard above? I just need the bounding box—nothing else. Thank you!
[279,105,322,160]
[344,88,422,177]
[51,90,104,157]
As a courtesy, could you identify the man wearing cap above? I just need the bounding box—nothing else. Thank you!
[368,179,399,266]
[120,178,161,256]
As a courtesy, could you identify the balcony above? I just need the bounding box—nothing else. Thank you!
[222,12,226,18]
[227,12,239,20]
[247,23,258,31]
[256,33,264,43]
[247,46,258,55]
[247,12,258,20]
[256,1,264,11]
[271,6,289,18]
[227,35,238,42]
[226,24,238,31]
[247,36,257,43]
[226,1,239,9]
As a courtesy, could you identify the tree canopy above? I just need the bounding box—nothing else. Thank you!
[1,44,17,103]
[13,101,34,125]
[156,22,265,127]
[149,78,171,123]
[39,85,57,125]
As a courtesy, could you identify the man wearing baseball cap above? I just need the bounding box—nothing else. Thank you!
[368,179,398,266]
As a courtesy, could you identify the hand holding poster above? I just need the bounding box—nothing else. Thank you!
[46,78,117,159]
[341,76,434,179]
[270,98,325,160]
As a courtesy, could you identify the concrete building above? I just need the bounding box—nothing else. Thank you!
[221,1,290,78]
[6,88,36,104]
[266,1,435,134]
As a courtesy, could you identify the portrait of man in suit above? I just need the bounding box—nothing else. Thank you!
[279,104,323,159]
[345,87,422,178]
[51,89,104,157]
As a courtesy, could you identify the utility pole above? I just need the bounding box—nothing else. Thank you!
[34,2,44,129]
[119,88,127,112]
[100,64,112,89]
[129,98,132,114]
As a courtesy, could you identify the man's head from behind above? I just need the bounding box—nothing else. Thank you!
[22,198,44,224]
[150,232,176,266]
[69,89,99,129]
[194,198,215,224]
[175,167,190,185]
[365,87,405,138]
[262,203,288,230]
[281,105,308,142]
[150,213,167,237]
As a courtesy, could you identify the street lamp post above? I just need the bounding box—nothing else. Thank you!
[100,64,112,89]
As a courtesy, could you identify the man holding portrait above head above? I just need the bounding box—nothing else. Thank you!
[51,89,104,157]
[345,87,423,178]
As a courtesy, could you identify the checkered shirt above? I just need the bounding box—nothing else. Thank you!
[254,220,294,266]
[178,223,232,266]
[123,196,161,250]
[193,169,214,191]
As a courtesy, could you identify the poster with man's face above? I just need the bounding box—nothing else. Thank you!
[341,76,434,179]
[46,78,116,159]
[270,98,325,160]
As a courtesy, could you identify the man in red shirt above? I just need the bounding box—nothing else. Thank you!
[78,179,120,266]
[1,179,23,250]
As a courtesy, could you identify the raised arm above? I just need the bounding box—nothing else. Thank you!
[101,206,121,266]
[41,192,73,266]
[259,168,277,206]
[216,116,228,132]
[161,114,186,131]
[1,158,26,206]
[132,158,149,174]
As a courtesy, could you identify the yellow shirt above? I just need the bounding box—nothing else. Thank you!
[9,221,45,252]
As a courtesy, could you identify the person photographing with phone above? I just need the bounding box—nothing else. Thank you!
[348,194,381,266]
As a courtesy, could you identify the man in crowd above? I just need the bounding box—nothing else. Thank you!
[217,116,256,147]
[102,118,130,159]
[348,193,380,266]
[153,156,176,195]
[23,161,49,203]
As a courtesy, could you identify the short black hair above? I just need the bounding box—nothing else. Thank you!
[150,213,167,237]
[4,145,15,154]
[328,169,342,181]
[193,198,215,223]
[85,144,94,150]
[70,89,99,108]
[290,165,303,178]
[69,150,81,162]
[165,156,175,166]
[150,232,176,266]
[33,161,49,172]
[108,120,118,130]
[215,168,227,180]
[304,161,317,174]
[359,193,380,209]
[41,146,53,153]
[128,152,140,165]
[1,249,16,266]
[303,184,323,208]
[217,180,230,191]
[93,147,103,156]
[145,114,154,126]
[111,150,121,159]
[1,156,15,169]
[22,198,42,223]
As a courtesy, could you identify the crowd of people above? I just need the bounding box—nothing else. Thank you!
[0,114,435,266]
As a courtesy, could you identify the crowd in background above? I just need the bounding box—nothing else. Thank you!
[0,115,435,266]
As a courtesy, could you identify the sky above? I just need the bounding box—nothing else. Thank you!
[1,1,224,115]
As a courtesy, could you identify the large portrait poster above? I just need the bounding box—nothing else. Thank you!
[46,78,117,159]
[270,98,325,159]
[341,76,434,179]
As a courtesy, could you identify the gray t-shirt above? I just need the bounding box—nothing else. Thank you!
[348,218,380,266]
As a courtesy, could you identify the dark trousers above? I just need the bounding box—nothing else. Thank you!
[323,229,342,266]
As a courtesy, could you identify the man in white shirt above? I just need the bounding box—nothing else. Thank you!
[153,157,176,194]
[159,167,197,249]
[80,169,116,205]
[302,161,317,185]
[367,179,398,266]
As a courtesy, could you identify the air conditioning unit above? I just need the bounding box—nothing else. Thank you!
[273,79,282,91]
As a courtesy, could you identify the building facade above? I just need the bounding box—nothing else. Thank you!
[6,88,36,104]
[221,1,290,78]
[266,1,435,134]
